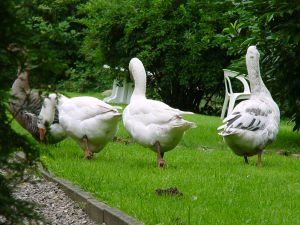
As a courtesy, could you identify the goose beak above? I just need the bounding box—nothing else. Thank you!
[39,128,46,141]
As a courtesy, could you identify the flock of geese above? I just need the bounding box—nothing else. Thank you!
[9,46,280,167]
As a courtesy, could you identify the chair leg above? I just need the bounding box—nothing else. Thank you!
[221,95,229,119]
[227,96,237,117]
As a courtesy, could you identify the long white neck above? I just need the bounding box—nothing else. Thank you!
[246,46,271,97]
[129,58,147,101]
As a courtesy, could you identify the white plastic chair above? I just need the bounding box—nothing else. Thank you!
[221,69,251,119]
[125,82,134,104]
[103,78,133,104]
[103,79,119,103]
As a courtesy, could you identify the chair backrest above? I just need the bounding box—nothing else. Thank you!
[223,69,250,95]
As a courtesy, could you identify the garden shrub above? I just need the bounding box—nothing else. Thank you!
[79,0,235,113]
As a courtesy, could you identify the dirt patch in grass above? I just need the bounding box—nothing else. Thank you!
[155,187,183,197]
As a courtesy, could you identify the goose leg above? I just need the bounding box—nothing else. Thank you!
[256,151,262,167]
[83,136,93,159]
[155,141,165,168]
[244,156,249,164]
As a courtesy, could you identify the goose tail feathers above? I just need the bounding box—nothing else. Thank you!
[171,119,196,130]
[217,124,226,131]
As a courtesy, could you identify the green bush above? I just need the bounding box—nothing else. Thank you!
[10,0,88,88]
[79,0,235,113]
[58,63,118,92]
[5,0,300,129]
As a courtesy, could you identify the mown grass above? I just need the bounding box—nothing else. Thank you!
[11,96,300,225]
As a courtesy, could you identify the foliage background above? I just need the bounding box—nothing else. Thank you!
[79,0,234,113]
[2,0,300,129]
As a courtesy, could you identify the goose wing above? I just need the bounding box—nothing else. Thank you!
[9,70,45,140]
[60,96,120,121]
[147,99,194,115]
[218,99,272,136]
[14,111,40,141]
[26,91,44,115]
[126,99,195,127]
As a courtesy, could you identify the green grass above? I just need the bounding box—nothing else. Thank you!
[11,101,300,225]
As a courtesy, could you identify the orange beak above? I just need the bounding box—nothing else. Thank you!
[39,128,46,141]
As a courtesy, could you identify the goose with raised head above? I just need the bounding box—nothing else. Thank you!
[9,69,67,143]
[218,46,280,166]
[123,58,196,168]
[38,93,122,159]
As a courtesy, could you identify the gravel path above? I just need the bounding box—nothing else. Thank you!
[14,175,97,225]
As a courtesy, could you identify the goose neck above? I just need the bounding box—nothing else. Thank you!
[247,58,270,97]
[131,66,147,98]
[129,58,148,99]
[132,76,146,97]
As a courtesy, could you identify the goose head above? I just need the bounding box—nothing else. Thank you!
[37,93,57,141]
[246,46,260,72]
[129,58,147,99]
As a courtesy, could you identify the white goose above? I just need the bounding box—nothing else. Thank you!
[9,69,67,143]
[123,58,196,167]
[38,93,122,159]
[218,46,280,166]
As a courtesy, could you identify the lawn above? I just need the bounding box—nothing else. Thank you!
[11,96,300,225]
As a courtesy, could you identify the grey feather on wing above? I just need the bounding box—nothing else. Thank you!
[226,113,242,127]
[26,91,44,115]
[237,116,265,132]
[245,107,268,117]
[15,111,40,141]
